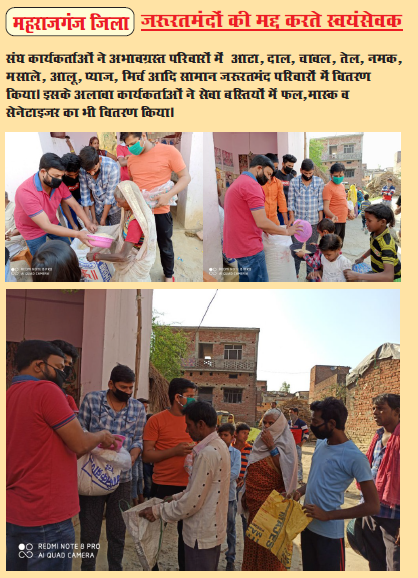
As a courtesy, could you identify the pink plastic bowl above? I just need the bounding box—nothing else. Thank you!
[87,234,113,248]
[294,220,312,243]
[98,435,126,452]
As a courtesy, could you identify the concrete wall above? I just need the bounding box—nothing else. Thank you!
[6,288,153,403]
[176,132,203,230]
[213,132,279,174]
[203,132,223,280]
[5,133,44,199]
[277,132,304,172]
[345,358,400,448]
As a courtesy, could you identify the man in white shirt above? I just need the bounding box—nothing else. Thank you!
[139,401,230,571]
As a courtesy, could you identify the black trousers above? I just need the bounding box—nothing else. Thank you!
[79,481,132,571]
[184,541,221,571]
[301,527,346,571]
[155,212,174,278]
[362,515,400,571]
[334,222,346,244]
[151,482,187,571]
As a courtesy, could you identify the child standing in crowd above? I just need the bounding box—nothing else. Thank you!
[345,204,401,282]
[218,423,241,571]
[308,234,352,282]
[361,194,372,233]
[232,423,252,539]
[381,178,395,207]
[296,218,335,282]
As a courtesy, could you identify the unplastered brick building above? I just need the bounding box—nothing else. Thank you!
[309,365,351,402]
[345,343,400,448]
[316,132,364,188]
[172,326,260,426]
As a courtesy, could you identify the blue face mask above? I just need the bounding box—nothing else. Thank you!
[128,140,144,156]
[332,176,344,185]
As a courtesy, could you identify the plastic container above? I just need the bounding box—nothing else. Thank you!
[352,262,372,274]
[87,234,114,248]
[294,220,312,243]
[98,434,126,452]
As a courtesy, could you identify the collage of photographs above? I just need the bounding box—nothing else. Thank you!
[6,132,401,573]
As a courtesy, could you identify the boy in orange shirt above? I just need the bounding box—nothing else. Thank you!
[262,174,288,226]
[121,132,191,282]
[142,378,197,571]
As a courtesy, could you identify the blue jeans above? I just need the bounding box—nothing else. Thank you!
[143,462,153,499]
[131,456,144,499]
[296,444,303,481]
[226,500,237,563]
[26,231,71,257]
[6,518,75,571]
[236,250,269,282]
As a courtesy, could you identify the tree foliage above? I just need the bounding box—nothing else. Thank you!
[280,381,291,393]
[309,139,328,173]
[150,311,191,383]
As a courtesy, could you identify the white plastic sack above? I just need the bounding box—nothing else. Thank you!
[77,446,132,496]
[71,225,119,282]
[123,498,165,570]
[263,231,297,282]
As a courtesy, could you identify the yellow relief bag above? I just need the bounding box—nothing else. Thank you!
[246,490,312,570]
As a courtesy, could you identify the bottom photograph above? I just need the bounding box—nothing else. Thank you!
[6,288,400,572]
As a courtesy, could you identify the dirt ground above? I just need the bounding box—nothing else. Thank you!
[10,210,203,284]
[150,209,203,283]
[72,442,369,571]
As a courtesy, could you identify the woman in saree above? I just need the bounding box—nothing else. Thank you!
[86,180,157,282]
[241,408,298,571]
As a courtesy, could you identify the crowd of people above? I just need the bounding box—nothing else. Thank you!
[6,339,400,571]
[5,133,191,282]
[222,154,401,282]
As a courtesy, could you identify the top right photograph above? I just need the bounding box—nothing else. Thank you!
[203,132,401,283]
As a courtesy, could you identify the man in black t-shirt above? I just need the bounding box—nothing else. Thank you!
[266,153,297,225]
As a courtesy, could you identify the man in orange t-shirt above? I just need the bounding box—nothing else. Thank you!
[122,132,191,282]
[322,162,354,244]
[142,378,197,571]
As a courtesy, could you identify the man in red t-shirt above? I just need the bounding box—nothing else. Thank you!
[6,340,116,571]
[14,153,97,256]
[142,378,197,571]
[223,155,302,282]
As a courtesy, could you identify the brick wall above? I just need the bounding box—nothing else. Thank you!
[182,328,258,362]
[183,369,258,425]
[346,358,400,449]
[310,365,350,401]
[311,373,348,401]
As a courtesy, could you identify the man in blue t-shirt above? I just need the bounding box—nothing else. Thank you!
[292,397,380,571]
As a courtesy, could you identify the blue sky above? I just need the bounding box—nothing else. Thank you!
[152,289,400,392]
[308,132,401,170]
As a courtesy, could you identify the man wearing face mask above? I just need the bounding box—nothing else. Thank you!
[142,378,197,571]
[322,163,355,244]
[6,340,117,572]
[50,339,80,412]
[223,155,303,282]
[77,364,146,571]
[291,397,380,571]
[78,145,121,227]
[266,153,297,226]
[14,153,97,257]
[122,131,191,282]
[60,153,85,234]
[287,158,325,277]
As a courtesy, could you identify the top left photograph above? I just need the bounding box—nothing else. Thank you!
[5,132,203,283]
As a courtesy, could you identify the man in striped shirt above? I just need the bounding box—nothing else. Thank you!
[288,408,309,483]
[232,423,252,537]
